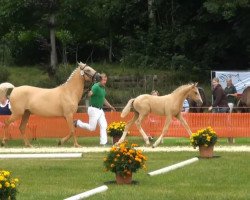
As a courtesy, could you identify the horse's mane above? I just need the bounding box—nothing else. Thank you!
[62,67,79,85]
[171,83,194,94]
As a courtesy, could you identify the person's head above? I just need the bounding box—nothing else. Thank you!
[99,73,107,86]
[212,77,219,88]
[226,79,233,87]
[151,90,159,96]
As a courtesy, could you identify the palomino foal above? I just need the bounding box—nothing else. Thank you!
[118,83,203,147]
[0,62,99,147]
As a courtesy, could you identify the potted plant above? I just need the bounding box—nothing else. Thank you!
[107,121,126,144]
[103,142,147,184]
[190,126,218,158]
[0,170,19,200]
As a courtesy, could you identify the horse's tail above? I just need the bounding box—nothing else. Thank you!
[121,98,135,118]
[0,82,15,99]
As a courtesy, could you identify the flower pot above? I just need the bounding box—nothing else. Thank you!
[199,145,214,158]
[112,136,121,144]
[116,173,132,184]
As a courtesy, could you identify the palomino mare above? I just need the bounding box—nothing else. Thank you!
[0,62,99,147]
[237,86,250,112]
[118,83,203,147]
[188,87,207,113]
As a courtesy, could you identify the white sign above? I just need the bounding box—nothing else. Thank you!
[213,71,250,93]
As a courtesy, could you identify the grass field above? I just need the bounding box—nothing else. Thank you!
[1,152,249,200]
[2,136,250,148]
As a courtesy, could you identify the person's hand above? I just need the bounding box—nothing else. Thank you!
[110,106,116,112]
[208,106,213,112]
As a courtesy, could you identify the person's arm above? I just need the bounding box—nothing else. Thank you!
[104,99,116,111]
[88,84,98,97]
[227,86,237,97]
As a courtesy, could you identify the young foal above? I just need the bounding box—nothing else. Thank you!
[118,83,203,147]
[0,62,99,147]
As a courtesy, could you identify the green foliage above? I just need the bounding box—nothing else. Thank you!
[53,64,75,85]
[0,66,10,82]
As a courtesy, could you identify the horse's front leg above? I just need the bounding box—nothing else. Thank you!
[60,114,81,147]
[176,113,192,135]
[152,116,172,148]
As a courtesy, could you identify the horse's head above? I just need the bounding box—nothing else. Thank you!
[78,62,100,82]
[187,83,203,106]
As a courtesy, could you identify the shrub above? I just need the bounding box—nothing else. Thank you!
[0,67,10,82]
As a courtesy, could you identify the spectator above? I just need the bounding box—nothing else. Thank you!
[182,99,190,112]
[224,79,237,113]
[208,77,229,113]
[0,95,11,115]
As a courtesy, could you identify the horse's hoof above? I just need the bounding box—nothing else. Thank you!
[74,144,82,148]
[58,140,62,146]
[1,141,5,147]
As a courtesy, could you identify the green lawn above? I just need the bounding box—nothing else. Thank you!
[1,152,249,200]
[3,136,250,148]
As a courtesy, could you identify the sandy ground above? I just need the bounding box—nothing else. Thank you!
[0,145,250,153]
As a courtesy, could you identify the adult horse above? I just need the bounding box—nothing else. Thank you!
[118,83,203,147]
[0,62,99,147]
[188,87,207,113]
[237,86,250,112]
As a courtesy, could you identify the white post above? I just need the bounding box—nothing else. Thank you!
[64,185,108,200]
[148,157,199,176]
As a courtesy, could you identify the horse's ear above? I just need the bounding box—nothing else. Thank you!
[194,82,198,87]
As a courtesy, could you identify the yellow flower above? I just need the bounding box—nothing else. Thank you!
[103,157,107,161]
[0,175,4,181]
[5,182,10,188]
[110,164,115,168]
[14,178,19,183]
[11,183,15,188]
[0,184,2,189]
[3,171,10,177]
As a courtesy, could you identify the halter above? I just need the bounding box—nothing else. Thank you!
[80,64,98,82]
[80,64,99,98]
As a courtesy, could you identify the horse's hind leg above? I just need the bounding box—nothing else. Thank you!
[135,114,150,146]
[19,110,32,147]
[1,114,20,147]
[152,116,172,148]
[117,112,139,145]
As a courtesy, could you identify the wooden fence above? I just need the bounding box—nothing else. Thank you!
[0,113,250,139]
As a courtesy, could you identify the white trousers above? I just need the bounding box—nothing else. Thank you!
[76,107,108,145]
[228,103,234,113]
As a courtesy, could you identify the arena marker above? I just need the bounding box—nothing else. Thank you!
[0,153,82,159]
[64,185,108,200]
[148,157,199,176]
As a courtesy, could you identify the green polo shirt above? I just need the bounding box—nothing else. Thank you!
[89,83,106,108]
[224,86,237,104]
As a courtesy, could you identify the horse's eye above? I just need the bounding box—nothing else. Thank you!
[195,92,198,95]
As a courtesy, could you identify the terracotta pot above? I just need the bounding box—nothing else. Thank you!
[112,136,121,144]
[199,145,214,158]
[116,173,132,184]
